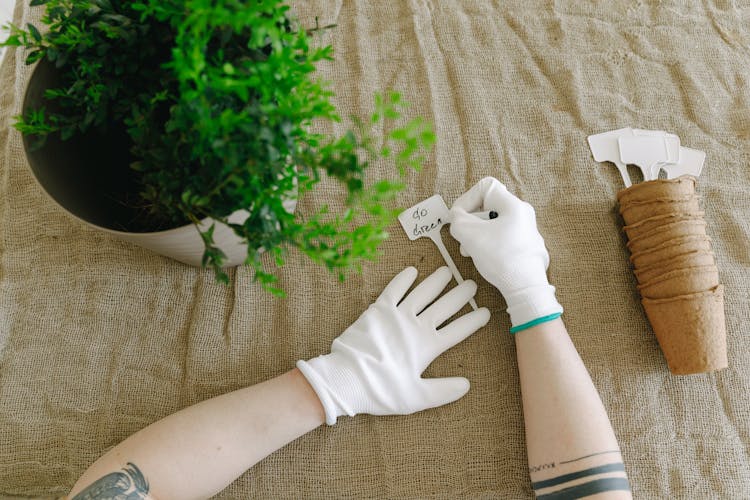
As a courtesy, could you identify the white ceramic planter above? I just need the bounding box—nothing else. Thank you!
[22,61,296,267]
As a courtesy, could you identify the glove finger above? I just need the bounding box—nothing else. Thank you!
[379,266,419,304]
[448,207,486,247]
[452,176,524,215]
[435,307,490,352]
[483,178,527,214]
[451,177,497,213]
[399,266,452,313]
[420,279,477,327]
[419,377,470,408]
[459,244,470,258]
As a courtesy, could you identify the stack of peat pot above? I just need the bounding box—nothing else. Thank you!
[618,175,727,375]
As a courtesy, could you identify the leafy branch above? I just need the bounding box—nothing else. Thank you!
[2,0,434,294]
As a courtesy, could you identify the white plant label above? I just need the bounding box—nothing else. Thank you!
[618,135,670,180]
[588,127,706,191]
[666,147,705,179]
[398,195,477,310]
[398,194,450,240]
[587,128,634,187]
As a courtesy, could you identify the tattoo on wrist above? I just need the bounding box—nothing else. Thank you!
[530,451,630,499]
[529,450,621,472]
[72,462,149,500]
[559,450,622,465]
[529,462,556,473]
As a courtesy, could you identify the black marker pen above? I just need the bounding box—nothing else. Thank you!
[470,210,498,220]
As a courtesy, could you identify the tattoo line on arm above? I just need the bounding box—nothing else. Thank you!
[530,454,630,499]
[72,462,149,500]
[536,477,631,500]
[558,449,621,465]
[530,449,622,473]
[531,462,625,490]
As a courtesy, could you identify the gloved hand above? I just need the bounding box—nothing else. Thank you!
[297,266,490,425]
[449,177,563,332]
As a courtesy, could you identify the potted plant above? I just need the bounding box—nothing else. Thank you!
[1,0,434,293]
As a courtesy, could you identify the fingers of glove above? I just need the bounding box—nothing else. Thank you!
[379,266,419,304]
[420,279,477,327]
[419,377,471,408]
[448,206,487,247]
[484,179,529,215]
[435,307,490,352]
[399,266,452,314]
[451,177,497,213]
[452,176,522,214]
[459,244,470,258]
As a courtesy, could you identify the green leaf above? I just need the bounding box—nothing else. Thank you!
[27,23,42,42]
[25,50,44,64]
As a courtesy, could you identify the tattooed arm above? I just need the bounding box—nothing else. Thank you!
[68,368,325,500]
[515,318,631,499]
[449,178,631,498]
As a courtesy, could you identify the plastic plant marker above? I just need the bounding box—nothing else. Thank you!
[663,147,706,179]
[630,130,681,177]
[632,130,680,161]
[398,195,478,310]
[635,131,681,178]
[664,134,681,162]
[655,135,681,177]
[587,128,634,187]
[618,135,670,181]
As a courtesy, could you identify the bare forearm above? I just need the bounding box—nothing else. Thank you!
[515,318,631,499]
[68,368,325,500]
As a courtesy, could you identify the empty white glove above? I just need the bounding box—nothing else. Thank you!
[449,177,562,332]
[297,266,490,425]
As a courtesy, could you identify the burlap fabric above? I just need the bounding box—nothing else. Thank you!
[2,1,750,498]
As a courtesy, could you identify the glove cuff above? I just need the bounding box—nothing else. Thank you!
[296,358,338,425]
[505,284,563,332]
[297,354,359,426]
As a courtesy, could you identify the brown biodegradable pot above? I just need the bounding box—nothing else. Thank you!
[627,219,708,253]
[617,175,697,205]
[637,265,720,299]
[630,235,713,269]
[634,252,716,284]
[642,285,727,375]
[619,196,702,225]
[624,212,706,240]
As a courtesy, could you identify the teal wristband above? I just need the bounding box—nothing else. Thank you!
[509,312,562,334]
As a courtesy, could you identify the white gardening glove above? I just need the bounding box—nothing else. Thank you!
[449,177,563,332]
[297,266,490,425]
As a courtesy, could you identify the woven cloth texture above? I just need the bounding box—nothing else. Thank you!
[2,1,750,498]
